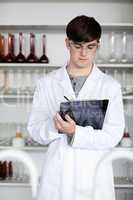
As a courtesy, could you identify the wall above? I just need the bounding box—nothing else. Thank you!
[0,2,133,25]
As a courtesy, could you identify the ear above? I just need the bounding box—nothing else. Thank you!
[97,40,101,49]
[65,37,70,50]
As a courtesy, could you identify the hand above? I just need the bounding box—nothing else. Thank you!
[54,112,75,136]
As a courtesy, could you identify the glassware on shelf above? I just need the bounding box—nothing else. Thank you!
[12,161,28,182]
[31,69,42,92]
[0,69,5,94]
[18,69,27,96]
[8,161,13,179]
[39,34,49,63]
[26,33,38,63]
[25,70,33,95]
[12,161,19,181]
[25,137,40,147]
[121,70,127,96]
[6,160,13,180]
[12,129,25,148]
[3,161,7,180]
[4,33,15,63]
[122,69,133,96]
[120,32,128,63]
[113,69,122,84]
[108,32,117,63]
[119,127,133,147]
[15,32,26,63]
[17,162,24,181]
[16,71,22,98]
[4,69,17,94]
[0,34,5,62]
[114,176,133,185]
[95,47,103,64]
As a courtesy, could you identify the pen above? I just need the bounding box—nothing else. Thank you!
[64,96,70,101]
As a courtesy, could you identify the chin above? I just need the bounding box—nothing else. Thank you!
[77,63,90,68]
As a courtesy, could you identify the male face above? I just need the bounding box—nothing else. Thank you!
[66,38,99,69]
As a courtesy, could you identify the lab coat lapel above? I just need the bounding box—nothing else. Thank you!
[53,64,101,101]
[77,64,101,100]
[55,66,76,101]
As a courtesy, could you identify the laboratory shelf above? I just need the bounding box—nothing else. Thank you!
[0,145,48,151]
[0,63,61,69]
[0,180,133,189]
[0,63,133,69]
[0,94,133,101]
[115,184,133,189]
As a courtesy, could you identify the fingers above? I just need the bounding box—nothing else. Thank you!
[65,114,74,123]
[54,115,62,129]
[53,112,75,135]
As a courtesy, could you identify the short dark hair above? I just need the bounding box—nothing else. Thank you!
[66,15,102,43]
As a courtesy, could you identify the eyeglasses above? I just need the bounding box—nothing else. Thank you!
[69,41,98,53]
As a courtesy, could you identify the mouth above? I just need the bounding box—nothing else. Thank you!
[79,58,88,61]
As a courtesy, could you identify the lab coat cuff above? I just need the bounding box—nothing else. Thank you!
[71,125,93,147]
[67,134,75,145]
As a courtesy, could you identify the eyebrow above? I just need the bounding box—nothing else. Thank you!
[73,42,97,46]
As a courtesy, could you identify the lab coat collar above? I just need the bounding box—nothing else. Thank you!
[53,64,102,100]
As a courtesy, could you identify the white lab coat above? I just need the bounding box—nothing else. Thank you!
[28,64,125,200]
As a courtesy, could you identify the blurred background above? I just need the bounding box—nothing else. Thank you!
[0,0,133,199]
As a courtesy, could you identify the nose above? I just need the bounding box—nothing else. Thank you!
[80,47,88,57]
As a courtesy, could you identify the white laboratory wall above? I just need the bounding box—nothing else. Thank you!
[0,2,133,25]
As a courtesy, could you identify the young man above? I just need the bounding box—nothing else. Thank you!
[28,15,125,200]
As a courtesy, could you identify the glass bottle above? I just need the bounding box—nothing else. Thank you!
[0,161,2,179]
[15,32,26,63]
[108,32,117,63]
[39,34,49,63]
[5,33,15,62]
[120,127,132,147]
[12,125,25,148]
[8,161,13,179]
[26,33,38,63]
[121,32,128,63]
[0,69,5,94]
[0,34,5,62]
[2,161,7,180]
[4,69,17,94]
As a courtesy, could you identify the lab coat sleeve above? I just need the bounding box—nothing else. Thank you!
[71,84,125,150]
[27,79,61,145]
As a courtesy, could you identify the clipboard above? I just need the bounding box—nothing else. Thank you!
[59,99,109,130]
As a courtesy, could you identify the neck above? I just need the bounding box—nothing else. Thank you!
[66,63,94,77]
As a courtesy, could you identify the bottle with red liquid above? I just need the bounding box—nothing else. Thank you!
[39,34,49,63]
[5,33,15,62]
[15,32,26,63]
[26,33,38,63]
[0,161,2,179]
[1,161,7,180]
[120,127,133,147]
[0,34,5,62]
[8,161,13,179]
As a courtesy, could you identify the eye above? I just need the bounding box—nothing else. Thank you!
[74,45,81,49]
[87,44,97,50]
[87,46,95,50]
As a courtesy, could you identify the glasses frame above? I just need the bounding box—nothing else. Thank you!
[69,40,99,53]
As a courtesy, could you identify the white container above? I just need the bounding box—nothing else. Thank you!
[120,128,133,147]
[12,131,25,148]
